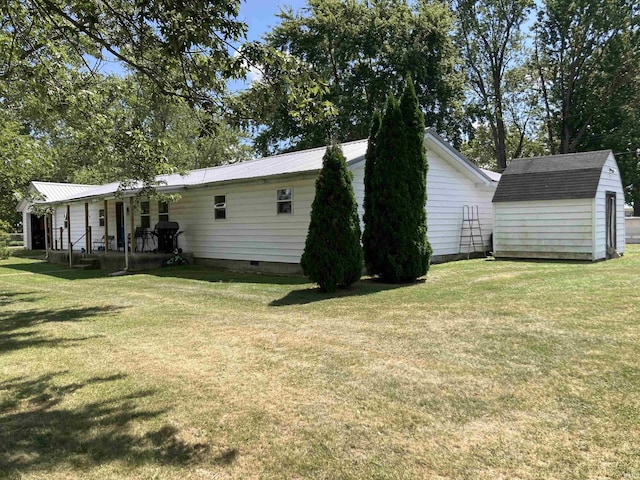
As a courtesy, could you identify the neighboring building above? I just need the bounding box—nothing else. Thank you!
[492,150,625,261]
[17,129,500,272]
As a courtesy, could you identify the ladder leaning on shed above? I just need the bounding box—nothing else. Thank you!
[458,205,485,259]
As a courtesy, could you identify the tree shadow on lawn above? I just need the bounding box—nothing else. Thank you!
[0,372,215,476]
[0,305,123,354]
[149,265,310,286]
[0,258,107,280]
[270,277,425,306]
[0,291,40,308]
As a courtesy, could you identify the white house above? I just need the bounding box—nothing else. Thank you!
[492,150,625,261]
[17,129,500,272]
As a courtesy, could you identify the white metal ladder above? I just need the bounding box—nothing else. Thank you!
[458,205,485,259]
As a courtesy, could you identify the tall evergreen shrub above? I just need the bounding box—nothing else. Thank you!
[301,144,363,292]
[399,77,432,277]
[362,110,381,274]
[367,81,431,282]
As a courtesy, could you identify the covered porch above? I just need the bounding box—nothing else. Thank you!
[47,249,194,273]
[41,194,187,271]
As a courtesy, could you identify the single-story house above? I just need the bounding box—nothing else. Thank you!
[492,150,625,261]
[17,129,500,272]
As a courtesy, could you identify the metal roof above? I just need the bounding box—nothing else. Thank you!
[30,181,94,202]
[26,133,499,205]
[493,150,612,203]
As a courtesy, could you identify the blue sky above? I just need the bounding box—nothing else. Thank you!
[239,0,307,42]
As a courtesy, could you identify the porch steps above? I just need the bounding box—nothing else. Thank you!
[72,255,101,270]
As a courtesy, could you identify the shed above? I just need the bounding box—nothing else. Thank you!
[492,150,625,261]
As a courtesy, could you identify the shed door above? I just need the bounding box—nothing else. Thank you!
[606,192,617,258]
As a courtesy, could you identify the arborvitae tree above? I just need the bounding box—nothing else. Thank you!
[362,110,381,274]
[368,84,430,283]
[369,93,409,281]
[399,77,432,278]
[301,144,363,292]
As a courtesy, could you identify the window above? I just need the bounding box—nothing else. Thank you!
[214,195,226,220]
[99,209,105,227]
[140,201,150,228]
[277,188,292,214]
[158,201,169,222]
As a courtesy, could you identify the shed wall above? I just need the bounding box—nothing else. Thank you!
[493,199,595,259]
[593,155,626,258]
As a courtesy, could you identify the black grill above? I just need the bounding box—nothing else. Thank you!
[154,221,180,253]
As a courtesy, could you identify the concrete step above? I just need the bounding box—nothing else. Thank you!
[72,257,101,270]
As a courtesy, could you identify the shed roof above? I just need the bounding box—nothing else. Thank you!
[492,150,612,203]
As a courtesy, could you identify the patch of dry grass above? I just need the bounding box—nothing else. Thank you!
[1,248,640,479]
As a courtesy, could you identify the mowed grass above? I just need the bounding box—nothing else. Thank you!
[1,248,639,479]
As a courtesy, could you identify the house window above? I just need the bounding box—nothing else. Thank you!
[99,209,105,227]
[214,195,226,220]
[277,188,292,214]
[140,201,150,228]
[158,201,169,222]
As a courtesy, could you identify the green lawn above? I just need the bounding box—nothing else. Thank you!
[1,248,639,479]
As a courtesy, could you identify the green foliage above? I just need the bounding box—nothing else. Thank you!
[301,144,363,292]
[0,219,10,259]
[535,0,640,155]
[367,83,431,283]
[1,0,248,108]
[362,110,381,274]
[236,0,465,156]
[452,0,534,171]
[399,78,431,278]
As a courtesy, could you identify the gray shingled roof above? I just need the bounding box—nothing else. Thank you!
[492,150,612,203]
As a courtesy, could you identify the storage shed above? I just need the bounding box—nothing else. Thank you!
[493,150,625,261]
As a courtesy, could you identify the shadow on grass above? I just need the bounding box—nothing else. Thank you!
[0,372,212,475]
[0,291,40,308]
[0,305,122,354]
[270,278,424,306]
[149,266,310,286]
[1,257,107,280]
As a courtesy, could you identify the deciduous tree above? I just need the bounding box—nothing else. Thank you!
[236,0,465,156]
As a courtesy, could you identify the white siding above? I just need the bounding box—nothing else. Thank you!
[425,150,495,256]
[593,154,626,258]
[493,199,594,258]
[351,149,496,259]
[166,176,316,264]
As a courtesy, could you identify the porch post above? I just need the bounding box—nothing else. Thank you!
[67,204,72,267]
[85,202,90,253]
[104,199,109,252]
[129,197,135,255]
[123,199,129,270]
[44,213,49,258]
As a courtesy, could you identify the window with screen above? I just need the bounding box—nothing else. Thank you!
[277,188,292,214]
[140,201,150,228]
[158,201,169,222]
[214,195,226,220]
